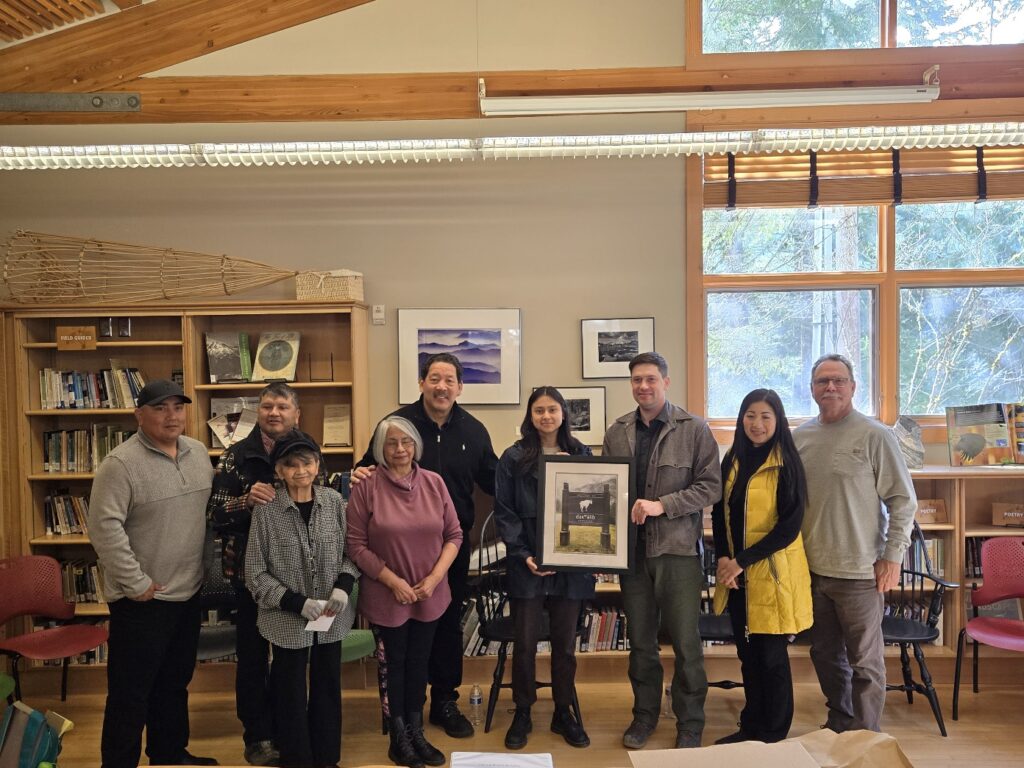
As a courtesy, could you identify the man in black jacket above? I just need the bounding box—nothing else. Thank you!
[355,352,498,737]
[207,383,323,766]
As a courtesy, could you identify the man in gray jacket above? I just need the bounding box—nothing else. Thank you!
[603,352,721,750]
[795,353,916,733]
[89,380,216,768]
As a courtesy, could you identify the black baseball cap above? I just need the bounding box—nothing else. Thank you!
[270,429,321,464]
[136,380,192,408]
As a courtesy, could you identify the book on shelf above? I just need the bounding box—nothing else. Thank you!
[964,537,989,579]
[945,403,1024,466]
[43,494,90,536]
[205,331,252,383]
[209,397,260,448]
[59,559,105,604]
[251,331,300,382]
[323,403,352,446]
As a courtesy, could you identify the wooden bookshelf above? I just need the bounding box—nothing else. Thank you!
[4,301,370,667]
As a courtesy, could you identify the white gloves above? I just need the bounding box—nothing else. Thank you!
[325,588,349,615]
[301,599,323,621]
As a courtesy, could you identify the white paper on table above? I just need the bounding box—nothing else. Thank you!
[305,600,335,632]
[452,753,553,768]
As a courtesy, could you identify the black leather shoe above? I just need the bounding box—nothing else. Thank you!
[429,700,474,738]
[551,708,590,748]
[176,752,220,766]
[504,709,532,750]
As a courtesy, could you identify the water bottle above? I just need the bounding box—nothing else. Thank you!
[469,684,484,726]
[661,685,672,719]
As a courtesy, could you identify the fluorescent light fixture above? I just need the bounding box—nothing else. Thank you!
[478,81,940,117]
[3,123,1021,170]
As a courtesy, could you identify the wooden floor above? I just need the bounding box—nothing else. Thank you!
[25,677,1024,767]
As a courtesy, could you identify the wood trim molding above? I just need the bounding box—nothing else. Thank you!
[3,70,1023,125]
[0,0,375,92]
[684,155,705,415]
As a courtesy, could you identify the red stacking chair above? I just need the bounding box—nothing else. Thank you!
[0,556,109,701]
[953,537,1024,720]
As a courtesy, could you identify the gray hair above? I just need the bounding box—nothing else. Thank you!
[371,416,424,467]
[810,353,856,383]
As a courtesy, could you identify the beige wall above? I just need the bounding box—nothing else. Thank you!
[153,0,687,75]
[0,0,692,453]
[0,117,690,453]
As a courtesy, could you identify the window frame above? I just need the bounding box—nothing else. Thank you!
[687,158,1024,444]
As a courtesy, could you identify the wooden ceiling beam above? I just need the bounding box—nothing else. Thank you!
[33,0,76,23]
[110,1,141,9]
[2,1,47,32]
[1,65,1023,126]
[0,12,37,37]
[0,0,376,92]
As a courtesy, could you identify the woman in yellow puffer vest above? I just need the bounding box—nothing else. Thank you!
[711,389,813,745]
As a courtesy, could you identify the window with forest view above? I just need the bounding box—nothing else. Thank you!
[702,0,880,52]
[704,200,1024,420]
[706,289,874,417]
[702,0,1024,52]
[704,206,877,274]
[896,0,1024,46]
[899,286,1024,412]
[895,200,1024,269]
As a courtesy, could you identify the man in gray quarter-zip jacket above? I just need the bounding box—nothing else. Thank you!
[89,380,217,768]
[795,353,916,734]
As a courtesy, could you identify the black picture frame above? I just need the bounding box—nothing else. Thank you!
[536,455,635,574]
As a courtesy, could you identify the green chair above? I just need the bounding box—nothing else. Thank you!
[341,629,375,663]
[0,672,14,704]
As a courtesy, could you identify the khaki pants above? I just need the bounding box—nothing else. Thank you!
[808,573,886,732]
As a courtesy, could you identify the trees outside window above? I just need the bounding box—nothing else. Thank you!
[702,0,1024,52]
[703,201,1024,420]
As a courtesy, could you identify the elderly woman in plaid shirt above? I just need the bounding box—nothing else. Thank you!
[246,429,359,768]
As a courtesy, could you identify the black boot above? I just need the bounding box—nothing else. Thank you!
[504,708,532,750]
[388,717,425,768]
[407,712,446,766]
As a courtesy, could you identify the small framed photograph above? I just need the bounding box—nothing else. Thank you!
[549,386,606,446]
[398,308,522,405]
[537,455,635,574]
[581,317,655,379]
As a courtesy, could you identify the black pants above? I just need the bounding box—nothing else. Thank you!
[234,584,274,746]
[429,534,470,708]
[727,588,794,742]
[270,637,342,768]
[510,596,581,709]
[101,592,201,768]
[376,619,439,719]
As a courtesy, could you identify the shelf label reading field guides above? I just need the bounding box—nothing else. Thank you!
[56,326,97,351]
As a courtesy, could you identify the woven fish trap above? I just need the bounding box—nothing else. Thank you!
[2,230,297,304]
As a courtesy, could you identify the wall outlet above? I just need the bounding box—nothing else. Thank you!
[372,304,386,325]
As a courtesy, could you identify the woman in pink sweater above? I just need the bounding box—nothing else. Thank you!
[347,416,463,768]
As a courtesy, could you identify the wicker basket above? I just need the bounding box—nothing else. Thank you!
[295,269,364,302]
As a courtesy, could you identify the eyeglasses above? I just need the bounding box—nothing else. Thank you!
[384,438,417,450]
[812,376,852,388]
